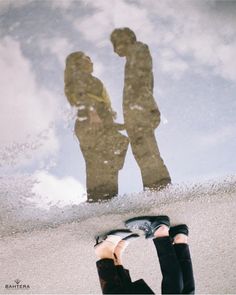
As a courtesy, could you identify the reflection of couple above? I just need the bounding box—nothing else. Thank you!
[64,28,171,202]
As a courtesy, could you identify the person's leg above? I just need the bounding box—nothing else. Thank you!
[114,236,139,283]
[77,127,118,202]
[86,163,118,202]
[96,259,125,294]
[153,225,183,294]
[173,234,195,294]
[125,215,183,294]
[116,265,132,285]
[127,128,171,189]
[114,238,155,294]
[95,235,125,294]
[114,239,130,266]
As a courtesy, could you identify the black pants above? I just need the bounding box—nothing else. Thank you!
[153,237,195,294]
[96,259,154,294]
[96,237,195,294]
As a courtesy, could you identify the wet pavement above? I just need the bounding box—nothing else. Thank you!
[0,177,236,294]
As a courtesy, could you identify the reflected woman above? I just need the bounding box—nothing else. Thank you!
[64,52,129,202]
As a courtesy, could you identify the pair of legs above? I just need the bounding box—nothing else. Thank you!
[95,235,144,294]
[153,226,195,294]
[75,121,128,202]
[85,128,129,202]
[126,127,171,189]
[95,225,195,294]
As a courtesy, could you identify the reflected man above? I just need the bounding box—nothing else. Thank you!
[64,52,129,202]
[110,28,171,190]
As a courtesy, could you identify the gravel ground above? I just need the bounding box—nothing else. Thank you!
[0,178,236,294]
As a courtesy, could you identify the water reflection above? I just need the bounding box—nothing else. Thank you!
[111,28,171,190]
[64,51,129,202]
[64,28,172,202]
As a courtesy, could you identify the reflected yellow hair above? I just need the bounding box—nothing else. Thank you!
[64,52,112,108]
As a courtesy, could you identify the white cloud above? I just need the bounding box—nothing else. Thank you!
[74,0,155,46]
[214,42,236,81]
[197,125,236,148]
[74,0,236,81]
[0,0,32,11]
[31,170,86,209]
[89,57,105,77]
[38,36,106,76]
[50,0,74,10]
[0,37,59,166]
[147,0,236,81]
[159,48,189,79]
[39,37,73,67]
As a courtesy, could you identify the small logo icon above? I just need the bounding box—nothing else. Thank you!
[14,279,21,285]
[5,279,30,290]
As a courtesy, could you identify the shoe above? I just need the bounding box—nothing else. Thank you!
[122,233,140,241]
[125,215,170,239]
[169,224,189,239]
[94,229,133,247]
[145,178,171,191]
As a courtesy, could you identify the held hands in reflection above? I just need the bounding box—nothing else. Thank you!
[89,109,103,127]
[64,26,173,202]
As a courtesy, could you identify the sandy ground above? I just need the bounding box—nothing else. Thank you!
[0,181,236,294]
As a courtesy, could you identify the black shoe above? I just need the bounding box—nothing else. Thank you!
[94,229,132,247]
[169,224,189,239]
[125,215,170,239]
[122,233,140,241]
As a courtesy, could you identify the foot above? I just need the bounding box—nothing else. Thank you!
[169,224,189,244]
[145,178,171,191]
[125,215,170,239]
[94,236,119,259]
[114,240,128,264]
[113,233,139,265]
[94,229,132,260]
[153,224,169,238]
[114,234,139,265]
[174,234,188,244]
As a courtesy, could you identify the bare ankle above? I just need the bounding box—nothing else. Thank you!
[154,225,169,238]
[174,234,188,244]
[94,241,116,260]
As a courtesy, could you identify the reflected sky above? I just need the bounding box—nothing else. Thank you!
[0,0,236,207]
